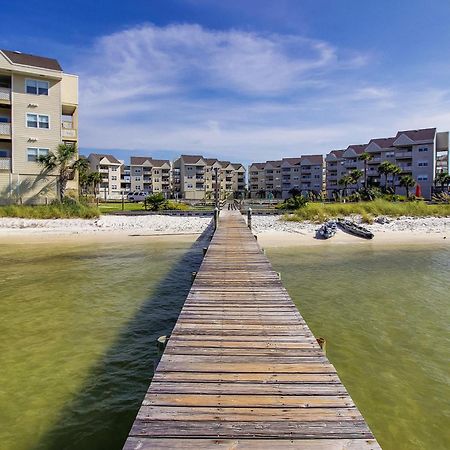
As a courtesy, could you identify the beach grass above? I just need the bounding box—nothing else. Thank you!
[285,199,450,223]
[0,203,100,219]
[98,200,190,213]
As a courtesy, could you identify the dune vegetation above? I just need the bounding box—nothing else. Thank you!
[284,199,450,223]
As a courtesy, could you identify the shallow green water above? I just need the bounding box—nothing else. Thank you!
[0,236,205,450]
[1,238,449,450]
[267,243,450,450]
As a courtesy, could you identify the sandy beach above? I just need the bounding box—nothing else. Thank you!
[0,214,449,246]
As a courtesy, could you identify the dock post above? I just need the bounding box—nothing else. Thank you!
[247,207,252,230]
[214,207,219,230]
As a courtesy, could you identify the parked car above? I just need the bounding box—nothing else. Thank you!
[127,191,148,202]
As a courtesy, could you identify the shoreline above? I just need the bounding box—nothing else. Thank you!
[0,214,449,247]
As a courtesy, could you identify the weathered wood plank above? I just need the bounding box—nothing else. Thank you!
[122,210,380,449]
[124,438,381,450]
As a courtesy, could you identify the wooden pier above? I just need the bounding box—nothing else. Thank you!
[124,210,381,449]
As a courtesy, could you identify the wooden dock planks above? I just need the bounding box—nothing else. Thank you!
[123,210,381,449]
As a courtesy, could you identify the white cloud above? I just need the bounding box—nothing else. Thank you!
[73,23,450,164]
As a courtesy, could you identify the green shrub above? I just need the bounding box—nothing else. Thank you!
[277,195,308,210]
[0,202,100,219]
[285,198,450,222]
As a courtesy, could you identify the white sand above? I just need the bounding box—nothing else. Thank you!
[0,214,449,247]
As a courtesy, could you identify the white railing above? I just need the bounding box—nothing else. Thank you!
[62,128,77,139]
[0,87,11,102]
[0,123,11,136]
[0,157,11,170]
[396,151,412,158]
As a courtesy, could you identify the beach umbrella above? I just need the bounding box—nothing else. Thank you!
[415,184,422,197]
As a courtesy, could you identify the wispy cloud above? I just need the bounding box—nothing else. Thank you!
[73,23,450,164]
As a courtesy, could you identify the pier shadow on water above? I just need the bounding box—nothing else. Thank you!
[33,225,213,450]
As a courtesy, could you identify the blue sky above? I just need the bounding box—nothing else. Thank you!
[3,0,450,165]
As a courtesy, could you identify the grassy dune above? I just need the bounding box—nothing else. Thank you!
[0,203,100,219]
[285,199,450,223]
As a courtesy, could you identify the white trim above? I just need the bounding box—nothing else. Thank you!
[25,78,49,96]
[26,113,50,129]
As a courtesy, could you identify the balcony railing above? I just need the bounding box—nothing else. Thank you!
[0,123,11,137]
[396,151,412,158]
[0,87,11,102]
[0,157,11,170]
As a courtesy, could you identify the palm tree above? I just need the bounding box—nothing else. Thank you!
[378,161,393,191]
[390,164,402,193]
[38,143,85,200]
[358,152,373,188]
[88,172,103,196]
[338,175,352,198]
[349,169,364,190]
[399,175,416,198]
[77,157,91,197]
[435,172,450,192]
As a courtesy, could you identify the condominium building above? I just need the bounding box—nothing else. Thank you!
[87,153,122,199]
[249,155,324,199]
[204,159,246,199]
[126,157,171,196]
[0,49,78,204]
[173,155,246,200]
[325,128,449,199]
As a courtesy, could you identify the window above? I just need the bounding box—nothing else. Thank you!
[135,177,141,181]
[136,185,141,190]
[26,79,49,95]
[418,162,428,167]
[112,167,117,171]
[0,150,8,157]
[27,147,49,162]
[418,147,428,152]
[112,185,117,189]
[187,184,193,188]
[112,176,117,180]
[27,113,49,128]
[134,169,141,174]
[0,116,9,123]
[417,175,428,181]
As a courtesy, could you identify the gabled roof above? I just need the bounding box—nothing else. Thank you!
[346,144,367,155]
[151,159,170,167]
[368,137,396,149]
[282,157,302,166]
[265,160,282,168]
[329,150,344,158]
[301,154,324,165]
[89,153,121,164]
[395,128,436,143]
[249,162,265,170]
[232,163,245,170]
[204,158,219,166]
[181,154,205,164]
[130,156,153,165]
[1,49,62,71]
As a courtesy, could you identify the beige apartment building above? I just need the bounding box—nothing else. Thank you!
[249,155,324,199]
[173,155,246,200]
[0,49,78,204]
[87,153,122,199]
[87,154,171,199]
[325,128,449,199]
[125,156,171,196]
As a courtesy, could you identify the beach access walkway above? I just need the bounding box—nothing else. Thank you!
[123,210,381,449]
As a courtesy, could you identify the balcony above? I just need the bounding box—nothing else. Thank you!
[0,123,11,138]
[0,157,11,170]
[0,87,11,104]
[61,122,77,140]
[99,168,109,173]
[368,157,382,164]
[396,151,412,159]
